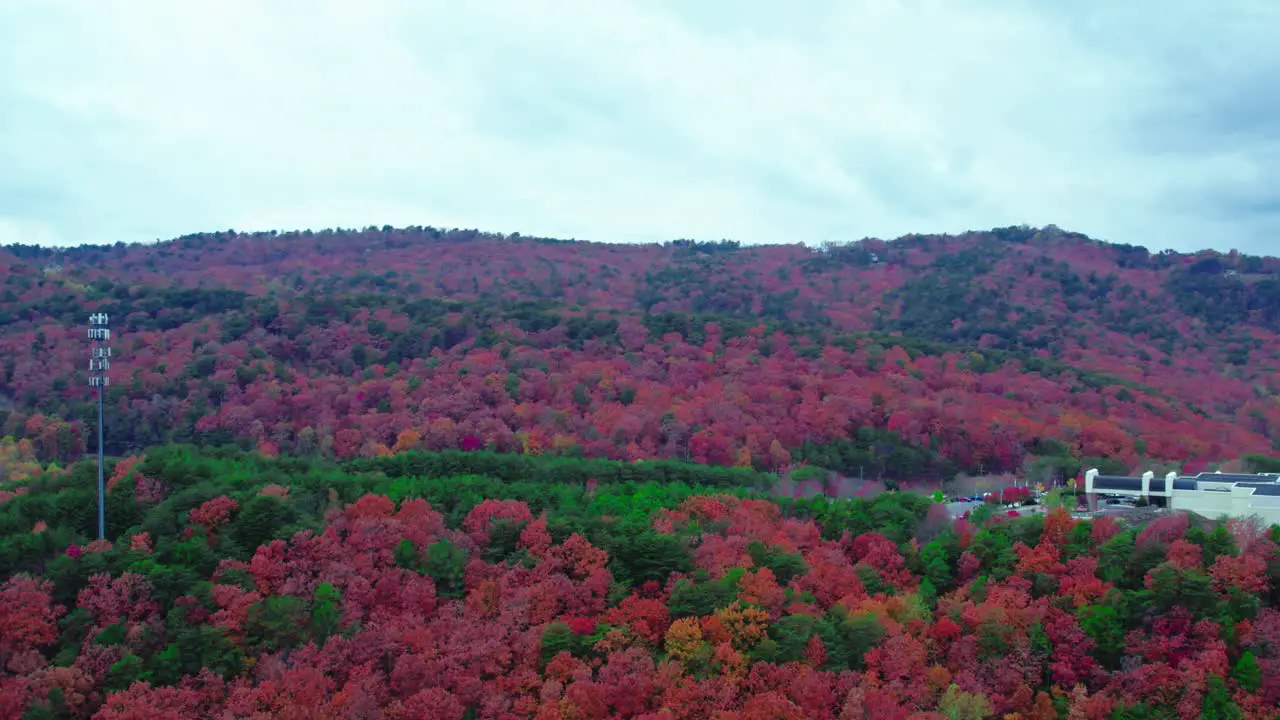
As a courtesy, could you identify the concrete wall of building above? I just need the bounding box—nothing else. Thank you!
[1170,489,1280,524]
[1250,495,1280,509]
[1171,491,1234,518]
[1239,505,1280,525]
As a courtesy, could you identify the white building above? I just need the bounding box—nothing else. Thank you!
[1083,469,1280,524]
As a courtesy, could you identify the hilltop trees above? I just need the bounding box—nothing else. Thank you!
[4,226,1280,484]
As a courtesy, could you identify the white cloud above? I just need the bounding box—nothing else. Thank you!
[0,0,1276,253]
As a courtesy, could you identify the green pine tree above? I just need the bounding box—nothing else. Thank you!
[1232,651,1261,692]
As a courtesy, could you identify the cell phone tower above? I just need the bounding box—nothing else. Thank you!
[88,313,111,539]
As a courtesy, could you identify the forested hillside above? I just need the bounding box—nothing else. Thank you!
[5,226,1280,718]
[4,225,1280,486]
[1,448,1279,717]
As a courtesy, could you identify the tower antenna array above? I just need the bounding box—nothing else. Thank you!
[88,313,111,539]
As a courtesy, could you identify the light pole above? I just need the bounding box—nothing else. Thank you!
[88,313,111,539]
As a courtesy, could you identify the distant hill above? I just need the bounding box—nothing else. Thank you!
[3,224,1279,484]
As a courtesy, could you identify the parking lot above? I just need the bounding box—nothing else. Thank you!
[945,500,1051,517]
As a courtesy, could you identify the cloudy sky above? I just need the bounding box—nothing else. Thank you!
[1,1,1276,253]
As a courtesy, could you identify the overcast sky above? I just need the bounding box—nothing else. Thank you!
[1,1,1276,254]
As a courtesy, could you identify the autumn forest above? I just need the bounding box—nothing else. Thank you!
[2,225,1280,718]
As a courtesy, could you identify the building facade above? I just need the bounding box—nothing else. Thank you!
[1083,469,1280,524]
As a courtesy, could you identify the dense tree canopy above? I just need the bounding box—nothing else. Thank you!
[4,226,1280,489]
[5,225,1280,716]
[0,448,1279,718]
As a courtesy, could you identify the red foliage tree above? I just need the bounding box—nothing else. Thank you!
[463,499,534,546]
[189,495,239,535]
[0,575,63,672]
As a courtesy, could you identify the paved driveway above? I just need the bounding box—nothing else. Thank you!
[946,501,982,517]
[946,501,1050,517]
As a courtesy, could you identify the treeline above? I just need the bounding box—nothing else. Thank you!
[0,444,922,628]
[348,449,778,491]
[790,428,960,485]
[0,446,780,580]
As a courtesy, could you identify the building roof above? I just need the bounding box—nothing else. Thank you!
[1093,475,1144,491]
[1088,469,1280,495]
[1185,472,1280,483]
[1238,482,1280,497]
[1192,476,1245,484]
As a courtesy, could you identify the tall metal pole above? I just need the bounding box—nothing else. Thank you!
[88,313,110,540]
[97,381,105,539]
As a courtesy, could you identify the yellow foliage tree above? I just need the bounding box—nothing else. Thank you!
[767,439,791,470]
[518,429,547,456]
[714,601,770,651]
[664,617,705,663]
[392,428,422,454]
[938,684,991,720]
[924,665,952,695]
[0,436,41,483]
